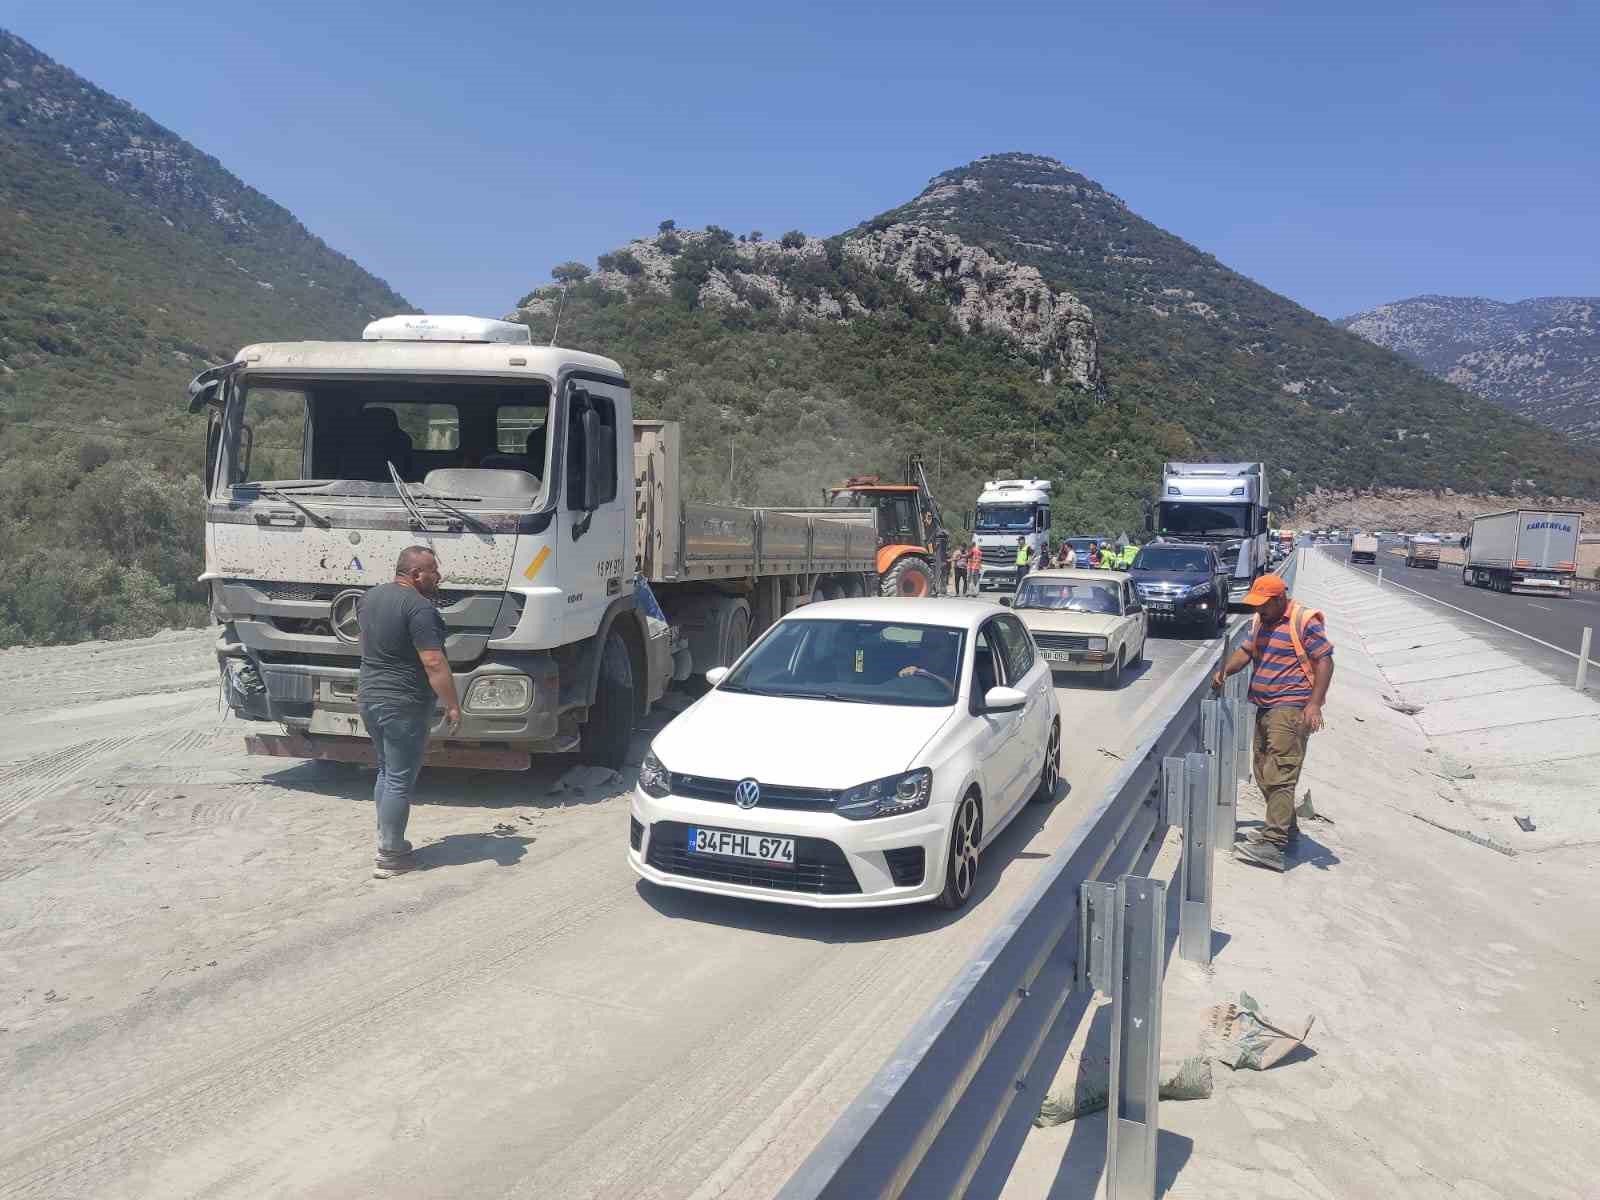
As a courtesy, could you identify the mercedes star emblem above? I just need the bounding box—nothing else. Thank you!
[330,589,364,644]
[734,778,761,809]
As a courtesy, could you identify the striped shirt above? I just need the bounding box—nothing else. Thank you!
[1248,610,1333,708]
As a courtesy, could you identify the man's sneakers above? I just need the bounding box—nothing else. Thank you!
[1233,839,1286,873]
[1244,825,1299,849]
[373,842,417,880]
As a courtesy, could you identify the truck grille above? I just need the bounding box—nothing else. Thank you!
[1032,633,1090,652]
[645,820,861,895]
[671,774,838,810]
[979,547,1015,565]
[236,579,476,608]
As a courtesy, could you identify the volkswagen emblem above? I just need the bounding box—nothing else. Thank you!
[734,778,761,809]
[330,589,365,644]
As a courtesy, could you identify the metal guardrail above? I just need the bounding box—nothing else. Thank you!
[779,554,1294,1200]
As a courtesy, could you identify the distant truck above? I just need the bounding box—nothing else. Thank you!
[1461,509,1582,595]
[970,478,1053,591]
[189,314,875,772]
[1404,535,1441,568]
[1151,461,1269,606]
[1350,533,1378,564]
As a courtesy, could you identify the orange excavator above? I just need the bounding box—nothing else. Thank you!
[825,453,951,596]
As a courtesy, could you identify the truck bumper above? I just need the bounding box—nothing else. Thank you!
[245,731,530,771]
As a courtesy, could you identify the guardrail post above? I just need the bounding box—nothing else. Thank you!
[1578,627,1592,693]
[1106,874,1166,1200]
[1177,751,1213,965]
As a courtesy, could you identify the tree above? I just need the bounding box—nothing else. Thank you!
[551,261,591,284]
[658,219,676,233]
[780,230,807,250]
[749,230,764,243]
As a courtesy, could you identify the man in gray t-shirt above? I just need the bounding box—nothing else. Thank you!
[358,546,461,878]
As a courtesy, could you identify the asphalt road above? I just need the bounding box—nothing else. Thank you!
[0,614,1242,1199]
[1326,545,1599,690]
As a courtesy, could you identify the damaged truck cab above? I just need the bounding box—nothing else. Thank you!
[192,315,874,771]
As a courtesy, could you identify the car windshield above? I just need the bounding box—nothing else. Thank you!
[1015,580,1121,614]
[720,619,964,708]
[976,504,1033,531]
[1135,547,1210,572]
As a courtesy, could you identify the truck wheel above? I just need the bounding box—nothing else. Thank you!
[819,578,845,602]
[580,630,635,769]
[838,574,866,598]
[881,555,935,598]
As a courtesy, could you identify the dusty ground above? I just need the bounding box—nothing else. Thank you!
[1003,549,1600,1199]
[0,616,1234,1198]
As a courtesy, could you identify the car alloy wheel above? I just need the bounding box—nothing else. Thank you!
[936,792,982,910]
[1033,722,1059,803]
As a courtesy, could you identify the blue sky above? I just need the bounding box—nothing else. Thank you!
[6,0,1596,318]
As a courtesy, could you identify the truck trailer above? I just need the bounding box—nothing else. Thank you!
[188,314,876,772]
[1349,533,1378,564]
[1461,509,1582,595]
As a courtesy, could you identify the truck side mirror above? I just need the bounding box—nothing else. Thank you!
[963,510,972,531]
[1143,510,1154,533]
[205,412,222,495]
[236,424,254,483]
[581,408,603,511]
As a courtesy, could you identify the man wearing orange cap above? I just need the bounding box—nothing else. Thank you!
[1212,574,1334,871]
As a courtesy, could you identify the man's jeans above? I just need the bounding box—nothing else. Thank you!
[361,700,431,857]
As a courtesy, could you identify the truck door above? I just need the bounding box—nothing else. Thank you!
[561,378,629,644]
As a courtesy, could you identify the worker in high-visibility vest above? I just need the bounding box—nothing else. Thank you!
[1014,536,1032,582]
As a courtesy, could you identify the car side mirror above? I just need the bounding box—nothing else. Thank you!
[983,685,1027,713]
[704,666,729,687]
[998,596,1012,607]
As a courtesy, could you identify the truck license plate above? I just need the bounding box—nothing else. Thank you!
[687,827,795,866]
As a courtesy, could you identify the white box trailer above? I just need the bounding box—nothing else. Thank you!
[1350,533,1378,564]
[1462,509,1582,595]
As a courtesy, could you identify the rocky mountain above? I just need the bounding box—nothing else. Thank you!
[0,29,411,646]
[513,153,1600,528]
[1340,295,1600,443]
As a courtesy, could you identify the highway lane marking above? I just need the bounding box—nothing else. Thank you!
[1528,603,1552,611]
[1334,558,1597,665]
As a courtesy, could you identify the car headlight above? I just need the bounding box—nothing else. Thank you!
[639,750,671,798]
[1086,636,1108,651]
[1187,583,1214,598]
[835,768,932,820]
[464,675,532,712]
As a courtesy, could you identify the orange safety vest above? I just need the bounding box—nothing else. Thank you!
[1247,601,1324,687]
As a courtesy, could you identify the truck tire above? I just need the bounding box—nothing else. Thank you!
[881,554,936,598]
[580,630,635,769]
[819,578,845,602]
[838,574,866,598]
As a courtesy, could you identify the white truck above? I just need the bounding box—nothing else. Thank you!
[1151,461,1270,605]
[1461,509,1583,595]
[1349,533,1378,564]
[971,478,1053,591]
[188,314,876,771]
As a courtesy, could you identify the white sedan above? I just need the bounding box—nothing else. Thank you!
[628,598,1060,910]
[1006,569,1147,688]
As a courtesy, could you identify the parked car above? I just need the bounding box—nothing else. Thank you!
[1004,568,1147,689]
[1127,542,1229,636]
[629,598,1061,911]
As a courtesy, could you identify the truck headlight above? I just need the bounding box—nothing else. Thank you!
[835,768,932,820]
[1086,637,1108,651]
[639,750,672,798]
[464,675,532,713]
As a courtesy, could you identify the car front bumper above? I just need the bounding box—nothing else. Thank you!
[1139,594,1217,621]
[627,786,952,908]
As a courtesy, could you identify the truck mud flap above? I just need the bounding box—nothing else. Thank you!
[244,732,530,771]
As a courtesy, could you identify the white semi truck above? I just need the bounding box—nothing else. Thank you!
[188,315,875,771]
[971,478,1053,591]
[1461,509,1583,595]
[1151,461,1270,605]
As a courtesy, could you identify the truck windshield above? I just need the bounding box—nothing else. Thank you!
[224,376,552,503]
[975,505,1034,532]
[720,619,964,708]
[1157,503,1249,537]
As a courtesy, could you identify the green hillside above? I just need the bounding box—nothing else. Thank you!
[865,153,1600,500]
[0,30,410,646]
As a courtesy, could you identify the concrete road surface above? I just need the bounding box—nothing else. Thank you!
[0,615,1236,1199]
[1333,547,1599,694]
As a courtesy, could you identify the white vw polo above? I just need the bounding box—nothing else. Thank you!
[627,598,1060,910]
